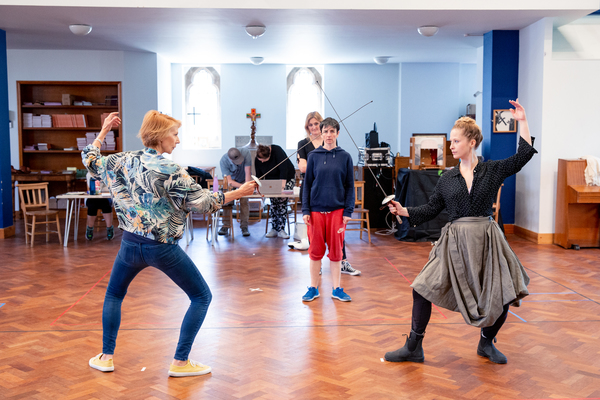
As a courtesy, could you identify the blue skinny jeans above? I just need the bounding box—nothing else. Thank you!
[102,239,212,361]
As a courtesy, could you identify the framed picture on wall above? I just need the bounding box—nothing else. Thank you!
[493,109,518,133]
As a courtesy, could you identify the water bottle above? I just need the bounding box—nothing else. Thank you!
[212,175,219,193]
[89,178,97,195]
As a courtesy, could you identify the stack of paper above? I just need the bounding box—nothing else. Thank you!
[37,143,50,151]
[105,131,116,151]
[77,138,88,150]
[22,113,33,128]
[41,114,52,127]
[85,132,97,146]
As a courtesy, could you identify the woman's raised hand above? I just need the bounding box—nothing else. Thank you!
[102,112,121,132]
[509,99,527,121]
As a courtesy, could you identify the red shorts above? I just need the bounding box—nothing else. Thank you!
[307,209,345,262]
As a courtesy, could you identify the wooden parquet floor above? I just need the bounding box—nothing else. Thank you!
[1,218,600,399]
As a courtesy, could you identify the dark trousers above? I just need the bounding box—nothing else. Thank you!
[411,289,509,338]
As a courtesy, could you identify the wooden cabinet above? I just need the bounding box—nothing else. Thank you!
[17,81,122,172]
[554,159,600,249]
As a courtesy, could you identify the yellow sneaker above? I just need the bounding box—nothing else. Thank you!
[89,353,114,372]
[168,359,212,377]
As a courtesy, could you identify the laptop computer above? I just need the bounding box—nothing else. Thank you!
[260,179,284,195]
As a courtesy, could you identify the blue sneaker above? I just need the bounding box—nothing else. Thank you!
[332,287,351,302]
[302,286,320,302]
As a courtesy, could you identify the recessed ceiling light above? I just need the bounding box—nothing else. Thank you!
[374,56,391,65]
[418,26,439,37]
[246,25,266,39]
[69,24,92,36]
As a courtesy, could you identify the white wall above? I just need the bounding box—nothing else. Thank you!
[516,18,548,233]
[7,49,158,168]
[156,54,172,116]
[518,17,600,235]
[540,58,600,233]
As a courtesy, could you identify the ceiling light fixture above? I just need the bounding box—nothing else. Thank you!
[374,56,391,65]
[417,26,439,37]
[69,24,92,36]
[250,57,264,65]
[245,25,266,39]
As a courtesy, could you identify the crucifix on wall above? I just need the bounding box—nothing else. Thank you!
[243,108,261,149]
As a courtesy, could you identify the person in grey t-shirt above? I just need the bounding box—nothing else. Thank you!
[219,147,253,236]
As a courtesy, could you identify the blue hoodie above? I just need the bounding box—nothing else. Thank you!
[302,146,355,218]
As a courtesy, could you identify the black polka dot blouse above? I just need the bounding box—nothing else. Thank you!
[407,137,537,227]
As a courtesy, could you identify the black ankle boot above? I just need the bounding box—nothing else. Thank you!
[477,335,507,364]
[384,330,425,362]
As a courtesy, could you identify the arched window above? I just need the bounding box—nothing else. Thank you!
[286,67,324,149]
[183,67,221,149]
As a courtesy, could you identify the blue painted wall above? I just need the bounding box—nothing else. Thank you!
[0,29,12,230]
[324,64,399,159]
[482,30,519,224]
[400,63,461,155]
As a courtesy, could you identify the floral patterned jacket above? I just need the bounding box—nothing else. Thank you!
[82,145,223,244]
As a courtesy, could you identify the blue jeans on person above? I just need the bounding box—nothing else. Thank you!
[102,239,212,361]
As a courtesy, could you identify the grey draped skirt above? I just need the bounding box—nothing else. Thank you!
[411,216,529,328]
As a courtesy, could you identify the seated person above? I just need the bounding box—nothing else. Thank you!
[219,147,252,237]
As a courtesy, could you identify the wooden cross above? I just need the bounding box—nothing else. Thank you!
[244,108,261,149]
[246,108,261,122]
[187,107,201,125]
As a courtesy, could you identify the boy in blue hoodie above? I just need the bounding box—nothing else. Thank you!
[301,118,355,302]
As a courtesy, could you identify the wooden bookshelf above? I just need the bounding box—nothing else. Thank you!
[15,81,122,197]
[17,81,122,171]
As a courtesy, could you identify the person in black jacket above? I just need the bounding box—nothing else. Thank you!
[255,144,296,238]
[384,99,536,365]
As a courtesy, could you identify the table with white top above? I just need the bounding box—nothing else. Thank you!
[56,192,111,247]
[199,192,299,246]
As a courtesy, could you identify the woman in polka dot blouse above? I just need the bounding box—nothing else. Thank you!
[384,99,536,365]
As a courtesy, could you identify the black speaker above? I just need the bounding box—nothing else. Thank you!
[362,167,394,228]
[365,131,379,148]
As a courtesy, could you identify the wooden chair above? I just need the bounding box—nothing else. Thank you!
[206,177,235,240]
[17,183,62,247]
[492,184,504,222]
[346,181,371,243]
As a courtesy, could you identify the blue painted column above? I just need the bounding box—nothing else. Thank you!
[482,30,519,224]
[0,29,14,237]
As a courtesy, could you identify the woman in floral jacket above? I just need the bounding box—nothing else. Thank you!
[83,111,255,377]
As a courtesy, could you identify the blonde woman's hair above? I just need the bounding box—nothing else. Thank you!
[453,117,483,149]
[137,111,182,148]
[304,111,324,139]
